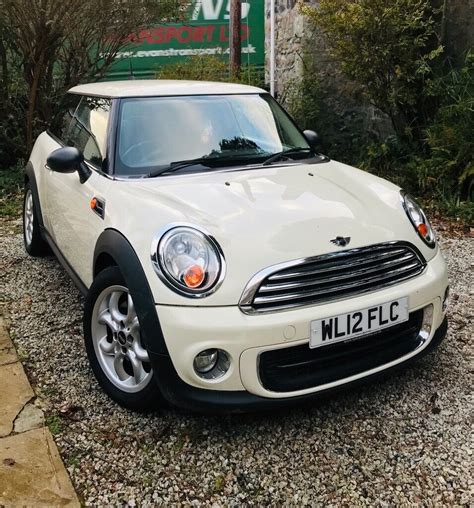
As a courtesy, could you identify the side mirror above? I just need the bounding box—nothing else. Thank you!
[303,129,321,150]
[46,147,91,184]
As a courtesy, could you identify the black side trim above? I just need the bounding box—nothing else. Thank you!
[150,317,448,413]
[91,197,105,219]
[24,162,45,232]
[93,229,169,356]
[42,229,88,296]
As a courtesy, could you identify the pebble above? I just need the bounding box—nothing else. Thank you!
[1,219,472,506]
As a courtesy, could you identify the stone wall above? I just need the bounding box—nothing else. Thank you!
[264,0,387,153]
[264,0,473,150]
[444,0,474,66]
[265,0,474,99]
[264,0,321,100]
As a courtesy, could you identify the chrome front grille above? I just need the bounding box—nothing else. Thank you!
[239,242,426,313]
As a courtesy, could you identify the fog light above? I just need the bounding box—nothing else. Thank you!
[442,286,450,312]
[193,349,218,373]
[193,349,230,379]
[420,304,434,341]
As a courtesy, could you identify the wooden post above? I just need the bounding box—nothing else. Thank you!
[229,0,241,79]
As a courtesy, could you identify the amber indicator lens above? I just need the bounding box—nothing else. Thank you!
[90,197,97,209]
[417,223,428,237]
[183,264,205,288]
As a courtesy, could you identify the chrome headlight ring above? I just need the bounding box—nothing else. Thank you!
[401,191,436,248]
[151,223,226,298]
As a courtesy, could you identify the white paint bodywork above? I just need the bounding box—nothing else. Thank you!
[69,80,266,98]
[29,132,110,279]
[28,83,448,399]
[102,160,440,306]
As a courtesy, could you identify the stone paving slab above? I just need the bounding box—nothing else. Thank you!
[0,362,33,438]
[0,317,17,366]
[0,428,79,506]
[0,315,80,506]
[14,402,44,434]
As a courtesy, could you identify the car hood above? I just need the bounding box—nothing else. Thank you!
[109,160,434,305]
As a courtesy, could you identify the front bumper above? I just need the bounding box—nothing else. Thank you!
[152,248,448,412]
[150,317,447,413]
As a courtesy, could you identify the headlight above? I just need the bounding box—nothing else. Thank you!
[401,192,436,247]
[151,225,225,297]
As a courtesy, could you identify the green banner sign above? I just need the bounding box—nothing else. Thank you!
[107,0,264,79]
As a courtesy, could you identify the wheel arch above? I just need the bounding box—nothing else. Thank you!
[94,252,118,278]
[24,161,45,230]
[93,228,169,356]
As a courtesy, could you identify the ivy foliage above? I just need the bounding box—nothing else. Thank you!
[156,55,265,88]
[297,0,472,220]
[302,0,444,140]
[0,0,185,168]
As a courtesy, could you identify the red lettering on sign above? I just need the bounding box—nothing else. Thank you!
[192,25,206,43]
[138,29,155,44]
[205,25,215,42]
[153,27,166,44]
[125,24,225,45]
[219,25,248,42]
[219,26,228,42]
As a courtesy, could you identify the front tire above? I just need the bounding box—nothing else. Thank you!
[84,267,163,411]
[23,183,48,257]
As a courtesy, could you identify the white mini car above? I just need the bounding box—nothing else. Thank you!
[24,80,449,412]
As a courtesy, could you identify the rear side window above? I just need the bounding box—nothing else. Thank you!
[50,94,81,142]
[67,96,111,167]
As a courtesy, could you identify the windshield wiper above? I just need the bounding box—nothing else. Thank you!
[147,154,265,178]
[146,149,312,178]
[262,147,312,166]
[147,158,219,178]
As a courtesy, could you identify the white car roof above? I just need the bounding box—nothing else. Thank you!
[68,79,266,98]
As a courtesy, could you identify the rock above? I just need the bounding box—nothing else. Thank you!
[13,402,44,434]
[0,362,34,438]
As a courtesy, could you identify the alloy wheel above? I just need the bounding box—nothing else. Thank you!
[24,189,34,247]
[91,285,152,393]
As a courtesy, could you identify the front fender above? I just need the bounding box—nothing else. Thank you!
[24,161,45,232]
[93,228,169,356]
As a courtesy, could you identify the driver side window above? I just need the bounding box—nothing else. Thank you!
[67,96,111,168]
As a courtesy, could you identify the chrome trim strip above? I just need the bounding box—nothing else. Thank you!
[239,241,426,314]
[259,253,418,292]
[400,191,436,248]
[267,248,408,281]
[253,265,423,306]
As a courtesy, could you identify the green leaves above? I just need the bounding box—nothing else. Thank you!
[0,0,189,158]
[303,0,445,137]
[299,1,472,212]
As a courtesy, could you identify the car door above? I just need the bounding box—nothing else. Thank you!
[45,95,112,286]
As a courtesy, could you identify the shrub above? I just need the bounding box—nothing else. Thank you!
[0,0,183,161]
[359,54,473,204]
[420,55,474,199]
[302,0,444,142]
[0,161,24,217]
[156,55,265,88]
[300,0,472,219]
[283,58,370,164]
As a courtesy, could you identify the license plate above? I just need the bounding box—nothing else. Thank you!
[309,297,409,348]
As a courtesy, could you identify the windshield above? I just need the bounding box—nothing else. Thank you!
[115,94,311,176]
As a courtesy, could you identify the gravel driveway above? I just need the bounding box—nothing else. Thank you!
[1,218,472,505]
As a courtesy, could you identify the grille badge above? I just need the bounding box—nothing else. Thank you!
[330,236,351,247]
